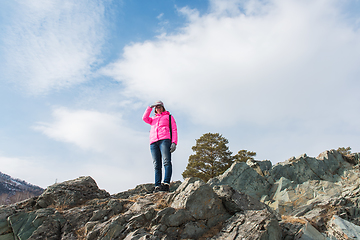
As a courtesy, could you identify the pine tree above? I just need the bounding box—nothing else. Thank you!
[182,133,234,182]
[234,150,256,162]
[337,146,351,155]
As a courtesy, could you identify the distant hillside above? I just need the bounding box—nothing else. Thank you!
[0,171,44,205]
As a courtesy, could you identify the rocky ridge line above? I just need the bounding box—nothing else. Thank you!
[0,149,359,239]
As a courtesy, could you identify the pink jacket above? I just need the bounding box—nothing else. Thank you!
[142,106,178,145]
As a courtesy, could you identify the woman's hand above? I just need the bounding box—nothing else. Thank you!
[170,143,177,153]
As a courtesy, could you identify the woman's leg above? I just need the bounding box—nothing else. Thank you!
[150,142,162,187]
[160,139,172,184]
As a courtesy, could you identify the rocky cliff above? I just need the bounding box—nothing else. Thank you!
[0,149,359,239]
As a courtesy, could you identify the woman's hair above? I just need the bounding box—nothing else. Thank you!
[154,106,166,114]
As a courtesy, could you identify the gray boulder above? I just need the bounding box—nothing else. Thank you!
[8,208,65,240]
[124,228,151,240]
[327,215,360,239]
[212,185,266,214]
[181,220,208,239]
[267,177,340,215]
[294,222,327,240]
[208,161,272,200]
[86,214,128,240]
[280,220,305,240]
[170,178,230,223]
[160,208,194,227]
[212,209,282,240]
[35,176,110,208]
[246,159,272,177]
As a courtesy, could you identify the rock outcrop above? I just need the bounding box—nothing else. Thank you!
[208,161,272,200]
[1,149,360,239]
[0,176,280,239]
[209,149,360,239]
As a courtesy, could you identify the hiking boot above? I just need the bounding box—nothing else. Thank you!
[161,183,170,192]
[153,186,161,193]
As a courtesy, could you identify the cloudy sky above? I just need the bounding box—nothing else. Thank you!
[0,0,359,194]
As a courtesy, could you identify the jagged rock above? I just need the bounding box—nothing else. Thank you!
[124,228,151,240]
[256,159,273,173]
[170,178,230,224]
[0,177,122,240]
[88,198,128,222]
[280,220,305,240]
[268,178,312,215]
[212,185,266,214]
[181,220,208,239]
[152,207,175,226]
[246,159,272,177]
[343,153,360,165]
[8,208,65,240]
[294,222,327,240]
[0,219,13,240]
[35,176,110,209]
[161,208,194,227]
[0,208,15,222]
[270,177,294,200]
[272,171,360,226]
[84,178,237,239]
[127,197,156,214]
[0,207,15,240]
[212,209,282,240]
[327,215,360,239]
[270,150,354,184]
[267,173,355,216]
[208,161,272,200]
[86,214,128,240]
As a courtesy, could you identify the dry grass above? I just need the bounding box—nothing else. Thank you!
[127,192,170,210]
[281,215,308,225]
[86,198,110,205]
[155,198,170,210]
[148,192,170,210]
[75,226,86,240]
[47,204,72,212]
[128,194,142,202]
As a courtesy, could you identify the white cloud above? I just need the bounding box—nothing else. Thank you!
[101,0,360,130]
[2,0,107,94]
[34,107,148,159]
[33,107,160,193]
[157,13,164,19]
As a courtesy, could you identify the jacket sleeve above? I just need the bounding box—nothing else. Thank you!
[142,106,153,125]
[171,115,178,145]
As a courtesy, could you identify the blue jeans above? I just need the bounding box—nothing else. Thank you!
[150,139,172,187]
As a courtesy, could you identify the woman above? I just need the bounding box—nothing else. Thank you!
[142,100,178,192]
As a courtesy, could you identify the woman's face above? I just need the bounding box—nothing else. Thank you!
[155,105,164,114]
